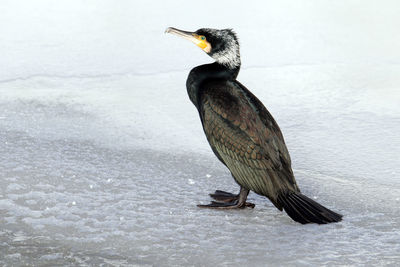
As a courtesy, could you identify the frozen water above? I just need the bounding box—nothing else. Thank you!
[1,0,400,266]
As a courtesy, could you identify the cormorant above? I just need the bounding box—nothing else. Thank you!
[166,27,342,224]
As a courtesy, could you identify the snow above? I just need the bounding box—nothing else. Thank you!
[1,0,400,265]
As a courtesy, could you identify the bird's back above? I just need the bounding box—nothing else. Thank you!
[198,79,299,207]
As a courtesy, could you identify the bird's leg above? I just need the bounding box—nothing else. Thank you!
[197,187,255,209]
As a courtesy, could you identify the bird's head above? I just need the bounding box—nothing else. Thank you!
[166,27,240,69]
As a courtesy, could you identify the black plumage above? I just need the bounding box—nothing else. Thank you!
[166,27,342,224]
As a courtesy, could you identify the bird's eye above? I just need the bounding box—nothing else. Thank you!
[200,36,206,40]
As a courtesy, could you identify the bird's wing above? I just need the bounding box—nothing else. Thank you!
[199,80,298,201]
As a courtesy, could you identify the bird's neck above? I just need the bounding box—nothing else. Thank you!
[186,62,240,108]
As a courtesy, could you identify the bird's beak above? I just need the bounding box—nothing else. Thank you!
[165,27,211,53]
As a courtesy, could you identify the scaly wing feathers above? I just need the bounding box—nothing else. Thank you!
[200,81,299,204]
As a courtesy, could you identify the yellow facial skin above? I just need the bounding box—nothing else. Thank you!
[165,27,212,53]
[193,35,211,53]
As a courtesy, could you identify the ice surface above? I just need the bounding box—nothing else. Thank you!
[1,0,400,266]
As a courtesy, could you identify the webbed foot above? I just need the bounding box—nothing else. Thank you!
[198,187,255,209]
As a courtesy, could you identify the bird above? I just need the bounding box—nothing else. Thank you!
[165,27,342,224]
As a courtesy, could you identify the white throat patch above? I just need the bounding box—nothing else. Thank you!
[207,29,241,69]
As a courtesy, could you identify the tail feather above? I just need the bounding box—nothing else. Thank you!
[277,192,342,224]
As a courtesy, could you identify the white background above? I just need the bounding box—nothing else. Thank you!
[1,0,399,265]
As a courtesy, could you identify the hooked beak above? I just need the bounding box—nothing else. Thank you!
[165,27,211,53]
[165,27,194,41]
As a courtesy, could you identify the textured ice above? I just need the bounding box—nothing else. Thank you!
[1,0,400,266]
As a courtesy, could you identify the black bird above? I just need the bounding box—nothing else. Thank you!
[166,27,342,224]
